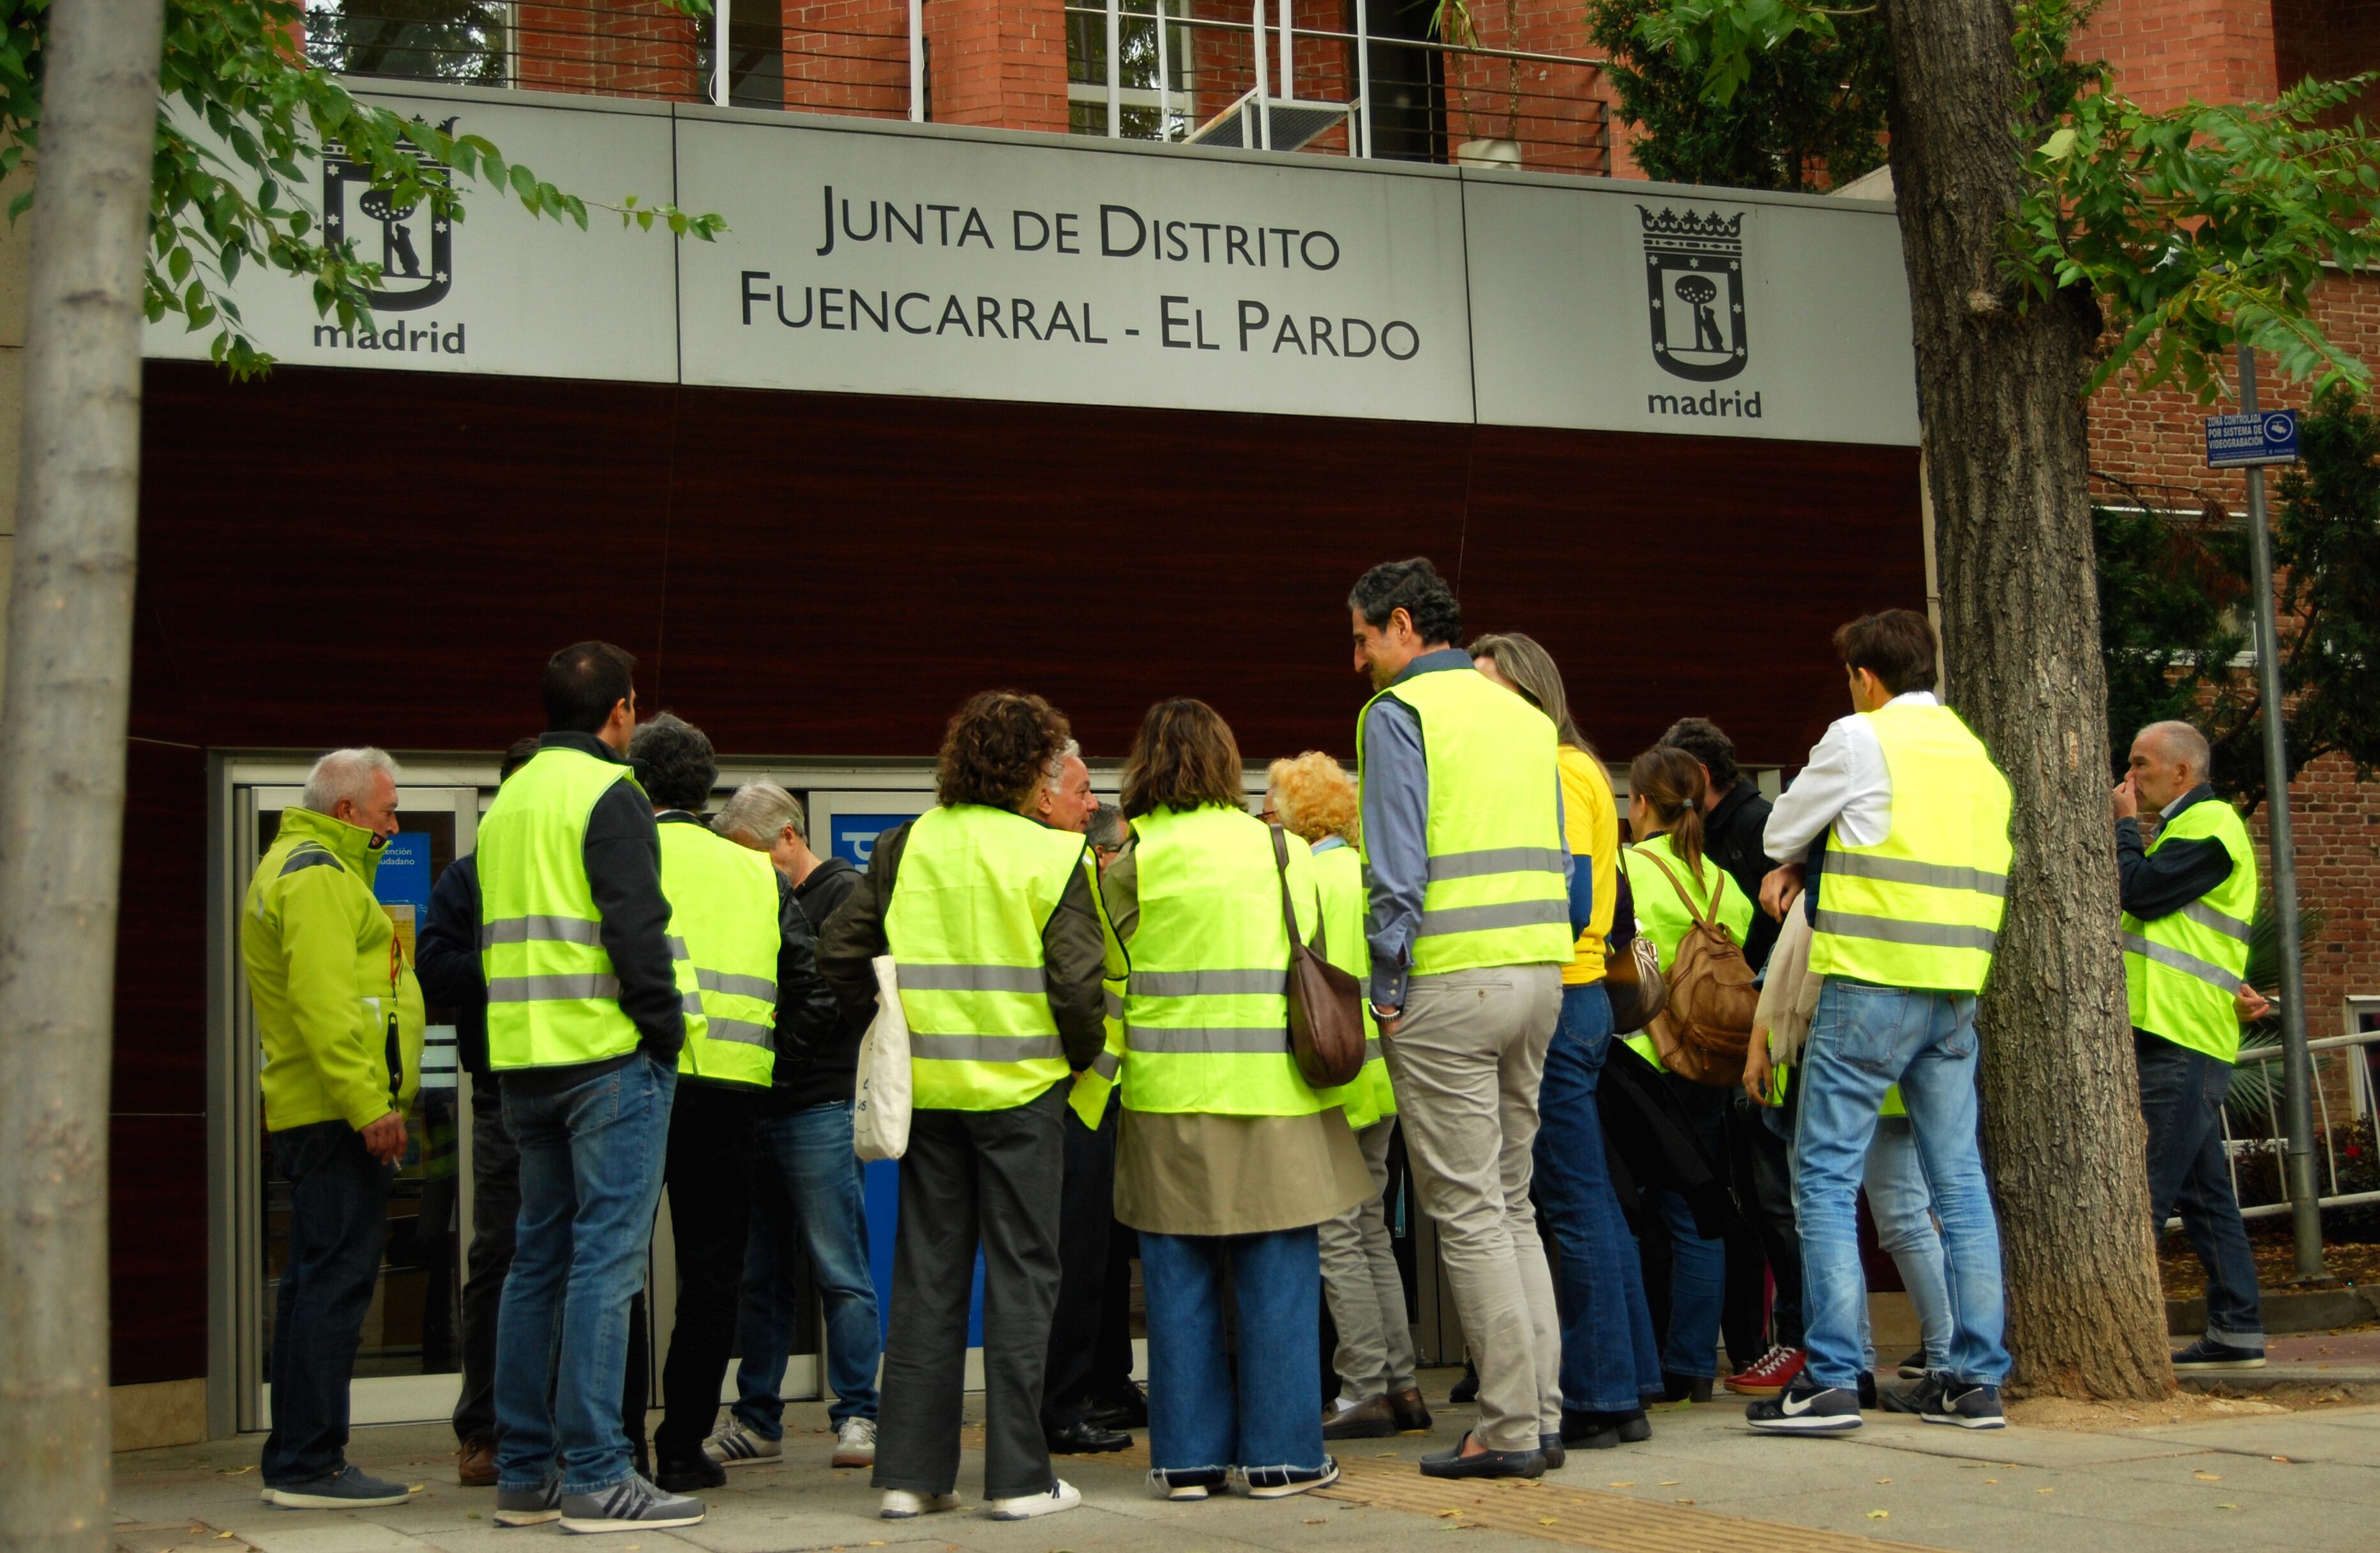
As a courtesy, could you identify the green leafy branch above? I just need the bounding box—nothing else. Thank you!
[1,0,726,379]
[1607,0,2380,404]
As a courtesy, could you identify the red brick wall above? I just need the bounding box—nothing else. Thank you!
[782,0,913,116]
[926,0,1069,131]
[2075,0,2280,110]
[1442,1,1606,175]
[516,2,705,101]
[2245,752,2380,1116]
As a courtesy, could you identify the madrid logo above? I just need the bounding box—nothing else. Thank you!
[1639,206,1747,382]
[322,123,455,313]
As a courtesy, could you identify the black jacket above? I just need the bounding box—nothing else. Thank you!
[2116,784,2238,921]
[764,857,868,1114]
[417,852,489,1079]
[1703,781,1780,974]
[818,816,1108,1075]
[496,731,685,1094]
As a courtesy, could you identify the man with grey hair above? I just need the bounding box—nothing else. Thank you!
[244,747,423,1508]
[2113,718,2268,1371]
[706,782,885,1473]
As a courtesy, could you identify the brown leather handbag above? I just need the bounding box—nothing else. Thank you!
[1272,825,1367,1089]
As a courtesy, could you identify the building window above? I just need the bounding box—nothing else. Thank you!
[1066,0,1195,142]
[2350,996,2380,1119]
[306,0,513,86]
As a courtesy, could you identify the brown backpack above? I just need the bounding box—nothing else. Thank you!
[1630,846,1759,1087]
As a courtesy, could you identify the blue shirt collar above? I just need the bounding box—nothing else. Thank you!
[1390,646,1473,686]
[1312,835,1348,854]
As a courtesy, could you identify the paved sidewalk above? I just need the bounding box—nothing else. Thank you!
[112,1382,2379,1553]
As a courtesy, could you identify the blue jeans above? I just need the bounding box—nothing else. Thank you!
[734,1101,882,1433]
[262,1122,393,1485]
[1644,1078,1728,1379]
[1141,1226,1327,1476]
[1862,1121,1952,1371]
[2136,1031,2263,1347]
[495,1054,677,1494]
[1795,980,2008,1390]
[1532,983,1662,1411]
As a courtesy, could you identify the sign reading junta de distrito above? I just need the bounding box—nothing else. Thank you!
[142,81,1923,446]
[2205,409,2300,467]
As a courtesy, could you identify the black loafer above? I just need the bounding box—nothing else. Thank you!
[1046,1420,1132,1454]
[654,1453,725,1493]
[1538,1432,1565,1469]
[1419,1432,1546,1480]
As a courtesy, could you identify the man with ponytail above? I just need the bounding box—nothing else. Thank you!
[1749,610,2014,1436]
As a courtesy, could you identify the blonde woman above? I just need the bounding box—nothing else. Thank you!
[1266,753,1431,1443]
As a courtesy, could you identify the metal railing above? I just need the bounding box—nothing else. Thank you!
[2178,1025,2380,1229]
[301,0,1606,174]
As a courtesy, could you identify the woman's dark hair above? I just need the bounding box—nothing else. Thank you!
[1348,557,1463,646]
[1628,745,1709,886]
[1660,716,1740,793]
[1121,699,1246,818]
[543,641,636,732]
[937,691,1074,813]
[1832,609,1938,696]
[628,712,718,811]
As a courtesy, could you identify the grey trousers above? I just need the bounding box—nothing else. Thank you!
[1382,964,1563,1451]
[1319,1116,1416,1404]
[872,1082,1067,1502]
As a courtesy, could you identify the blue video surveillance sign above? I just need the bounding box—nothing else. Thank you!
[2205,409,2299,468]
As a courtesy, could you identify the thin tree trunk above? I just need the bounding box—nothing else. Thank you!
[1882,0,2173,1399]
[0,0,168,1543]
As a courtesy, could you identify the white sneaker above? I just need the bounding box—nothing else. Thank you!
[832,1417,877,1468]
[879,1489,961,1519]
[985,1479,1081,1520]
[701,1417,782,1467]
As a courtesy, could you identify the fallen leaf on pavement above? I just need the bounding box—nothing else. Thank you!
[2194,1472,2220,1481]
[215,1467,257,1477]
[1538,1518,1558,1527]
[1438,1509,1461,1517]
[2037,1488,2054,1496]
[1985,1478,2000,1485]
[1867,1510,1889,1520]
[2218,1503,2239,1510]
[2272,1456,2293,1464]
[1673,1499,1694,1506]
[1875,1478,1892,1485]
[1658,1480,1680,1486]
[1306,1519,1327,1525]
[1608,1480,1635,1487]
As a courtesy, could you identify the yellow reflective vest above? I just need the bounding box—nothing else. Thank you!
[658,819,781,1089]
[1311,837,1395,1129]
[884,804,1089,1111]
[479,745,651,1070]
[2123,796,2258,1064]
[1357,666,1572,976]
[1806,702,2013,995]
[1118,805,1330,1117]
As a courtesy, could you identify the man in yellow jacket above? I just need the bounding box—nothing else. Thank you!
[243,748,425,1509]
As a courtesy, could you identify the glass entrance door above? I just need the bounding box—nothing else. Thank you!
[232,783,483,1429]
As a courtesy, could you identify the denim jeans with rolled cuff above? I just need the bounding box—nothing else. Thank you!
[1141,1225,1329,1478]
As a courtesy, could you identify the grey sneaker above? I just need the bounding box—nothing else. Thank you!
[494,1478,563,1527]
[702,1416,781,1467]
[557,1474,705,1534]
[264,1465,416,1509]
[831,1417,877,1468]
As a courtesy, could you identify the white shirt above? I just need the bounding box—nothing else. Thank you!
[1762,690,1940,862]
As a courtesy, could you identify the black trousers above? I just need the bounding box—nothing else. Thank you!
[1041,1099,1118,1432]
[1094,1220,1138,1403]
[874,1083,1067,1501]
[622,1082,758,1462]
[453,1077,520,1444]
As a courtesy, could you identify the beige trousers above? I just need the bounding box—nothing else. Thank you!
[1318,1116,1417,1403]
[1382,964,1563,1452]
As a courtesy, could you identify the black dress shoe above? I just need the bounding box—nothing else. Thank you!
[1419,1432,1545,1480]
[1389,1384,1435,1433]
[1538,1432,1565,1469]
[1659,1372,1713,1404]
[654,1453,725,1493]
[1046,1420,1132,1454]
[1616,1409,1651,1444]
[1448,1362,1480,1405]
[1087,1383,1149,1430]
[1558,1410,1620,1448]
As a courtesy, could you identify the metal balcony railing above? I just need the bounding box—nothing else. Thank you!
[300,1,1606,175]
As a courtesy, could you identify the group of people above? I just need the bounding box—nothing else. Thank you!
[239,557,2275,1531]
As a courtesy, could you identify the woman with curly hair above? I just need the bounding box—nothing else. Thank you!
[818,690,1110,1523]
[1104,701,1370,1502]
[1265,752,1432,1443]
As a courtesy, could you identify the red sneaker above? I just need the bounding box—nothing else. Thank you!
[1723,1345,1805,1398]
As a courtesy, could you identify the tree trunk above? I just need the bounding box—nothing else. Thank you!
[1881,0,2174,1399]
[0,0,168,1542]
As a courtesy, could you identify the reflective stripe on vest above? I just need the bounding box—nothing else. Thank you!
[2123,795,2258,1064]
[658,822,781,1088]
[884,805,1088,1111]
[478,746,647,1070]
[1309,838,1395,1128]
[1120,805,1327,1117]
[1805,703,2014,995]
[1356,667,1572,975]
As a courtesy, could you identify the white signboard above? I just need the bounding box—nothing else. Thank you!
[673,113,1475,425]
[1464,177,1920,446]
[141,86,680,383]
[140,83,1920,445]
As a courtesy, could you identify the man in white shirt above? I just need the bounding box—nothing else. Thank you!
[1750,610,2015,1436]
